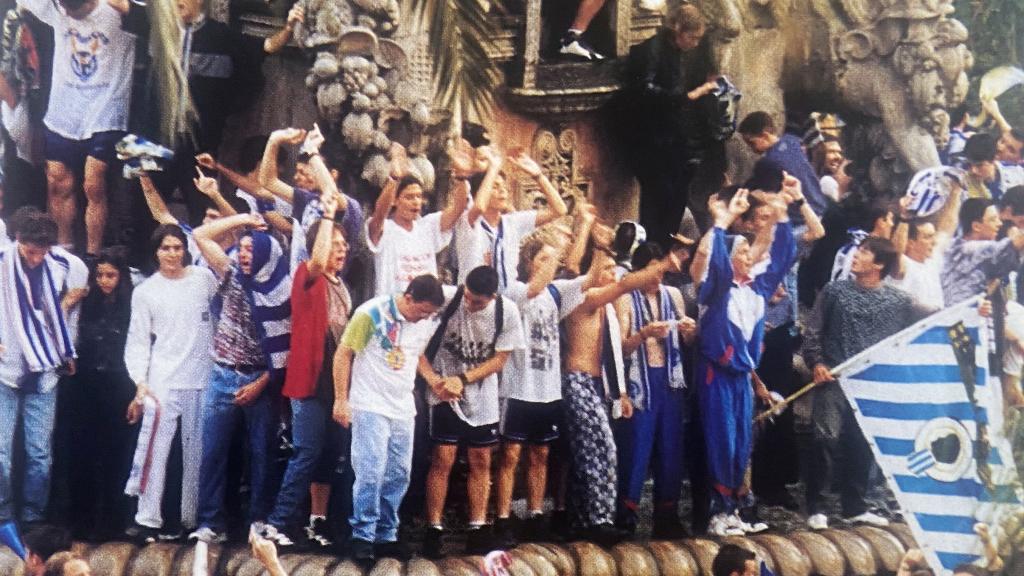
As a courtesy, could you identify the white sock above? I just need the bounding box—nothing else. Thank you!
[529,510,544,518]
[309,514,326,524]
[431,523,443,531]
[568,28,584,36]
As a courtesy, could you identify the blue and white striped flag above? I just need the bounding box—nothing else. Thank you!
[834,297,1022,575]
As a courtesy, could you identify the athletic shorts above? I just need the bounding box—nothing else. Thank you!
[44,128,124,167]
[430,402,499,447]
[501,398,562,445]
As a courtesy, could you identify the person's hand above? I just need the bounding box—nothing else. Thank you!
[126,385,148,424]
[687,80,718,101]
[620,396,634,419]
[270,127,306,145]
[476,145,502,172]
[389,143,410,180]
[780,171,804,202]
[754,379,774,407]
[642,321,671,340]
[440,376,464,401]
[194,167,220,198]
[508,149,542,177]
[663,242,691,273]
[195,153,218,171]
[59,359,76,377]
[320,189,339,220]
[250,529,287,576]
[233,380,264,406]
[301,123,325,156]
[678,316,697,341]
[333,399,352,428]
[591,221,614,249]
[107,0,129,14]
[579,202,598,227]
[728,188,751,216]
[448,138,477,179]
[285,4,304,29]
[245,212,269,231]
[813,363,834,385]
[978,298,992,318]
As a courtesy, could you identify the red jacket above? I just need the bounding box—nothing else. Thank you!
[282,262,328,399]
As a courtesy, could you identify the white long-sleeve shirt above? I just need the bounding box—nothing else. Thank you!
[124,267,217,398]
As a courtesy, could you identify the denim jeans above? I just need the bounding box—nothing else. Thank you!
[349,409,414,543]
[268,397,328,529]
[0,382,57,523]
[196,364,275,532]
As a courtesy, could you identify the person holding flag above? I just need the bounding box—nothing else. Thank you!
[803,237,935,530]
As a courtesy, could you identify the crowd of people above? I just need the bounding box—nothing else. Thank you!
[0,1,1020,575]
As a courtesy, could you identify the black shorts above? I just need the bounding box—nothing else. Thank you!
[430,402,500,447]
[501,399,562,445]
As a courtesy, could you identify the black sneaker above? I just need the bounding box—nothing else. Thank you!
[493,517,517,549]
[422,527,445,559]
[520,513,549,543]
[376,539,413,561]
[548,510,570,542]
[559,31,605,60]
[465,525,495,556]
[125,523,160,546]
[349,537,376,570]
[305,517,333,550]
[584,524,627,548]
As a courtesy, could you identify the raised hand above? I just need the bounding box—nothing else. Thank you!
[448,138,476,179]
[286,4,304,28]
[320,189,338,219]
[508,149,542,177]
[389,142,410,180]
[476,145,502,172]
[728,188,751,216]
[301,123,325,155]
[195,153,218,171]
[780,171,803,202]
[193,167,220,198]
[271,127,306,145]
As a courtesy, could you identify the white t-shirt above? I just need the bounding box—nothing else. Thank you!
[501,277,586,403]
[889,255,944,310]
[343,294,440,420]
[124,267,217,399]
[18,0,135,139]
[367,212,451,296]
[427,291,525,426]
[820,175,839,202]
[0,218,8,247]
[455,210,538,290]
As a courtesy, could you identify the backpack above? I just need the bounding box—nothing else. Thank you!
[423,285,505,365]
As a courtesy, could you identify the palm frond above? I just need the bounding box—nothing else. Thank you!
[406,0,504,123]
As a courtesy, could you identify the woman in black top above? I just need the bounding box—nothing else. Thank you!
[67,249,137,540]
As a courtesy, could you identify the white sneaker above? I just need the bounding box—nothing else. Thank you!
[559,32,605,61]
[807,513,829,530]
[733,513,768,534]
[187,527,227,544]
[846,511,890,527]
[261,524,295,547]
[708,513,745,537]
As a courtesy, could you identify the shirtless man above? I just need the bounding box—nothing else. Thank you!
[560,218,687,543]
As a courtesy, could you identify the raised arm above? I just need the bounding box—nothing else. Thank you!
[194,213,265,277]
[196,153,273,201]
[782,172,824,242]
[263,4,303,54]
[259,128,306,204]
[508,151,568,225]
[564,203,597,276]
[303,124,348,214]
[193,167,237,218]
[139,174,179,226]
[367,144,410,246]
[466,146,502,227]
[307,192,338,278]
[440,175,470,233]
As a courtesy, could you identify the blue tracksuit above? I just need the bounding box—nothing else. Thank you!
[697,223,796,514]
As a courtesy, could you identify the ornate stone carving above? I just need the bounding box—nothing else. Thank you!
[696,0,971,194]
[517,127,589,212]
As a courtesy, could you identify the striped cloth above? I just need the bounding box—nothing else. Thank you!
[834,297,1021,574]
[0,242,75,375]
[626,287,686,411]
[215,231,291,382]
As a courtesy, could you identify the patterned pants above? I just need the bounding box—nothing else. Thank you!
[562,371,617,528]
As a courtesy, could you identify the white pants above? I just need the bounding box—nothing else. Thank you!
[127,389,203,529]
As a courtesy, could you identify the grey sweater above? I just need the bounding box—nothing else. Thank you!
[804,279,934,369]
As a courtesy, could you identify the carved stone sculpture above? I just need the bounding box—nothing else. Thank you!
[695,0,971,195]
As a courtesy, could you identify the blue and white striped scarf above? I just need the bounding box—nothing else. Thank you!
[626,287,686,411]
[0,243,75,375]
[215,231,292,382]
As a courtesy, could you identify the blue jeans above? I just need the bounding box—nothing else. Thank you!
[268,397,327,529]
[0,382,57,523]
[349,409,414,543]
[196,365,275,532]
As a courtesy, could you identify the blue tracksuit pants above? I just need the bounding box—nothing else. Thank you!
[617,368,686,509]
[697,358,753,515]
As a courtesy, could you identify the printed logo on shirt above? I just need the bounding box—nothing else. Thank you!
[66,29,110,81]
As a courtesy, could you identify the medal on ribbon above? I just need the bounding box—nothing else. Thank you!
[379,298,405,371]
